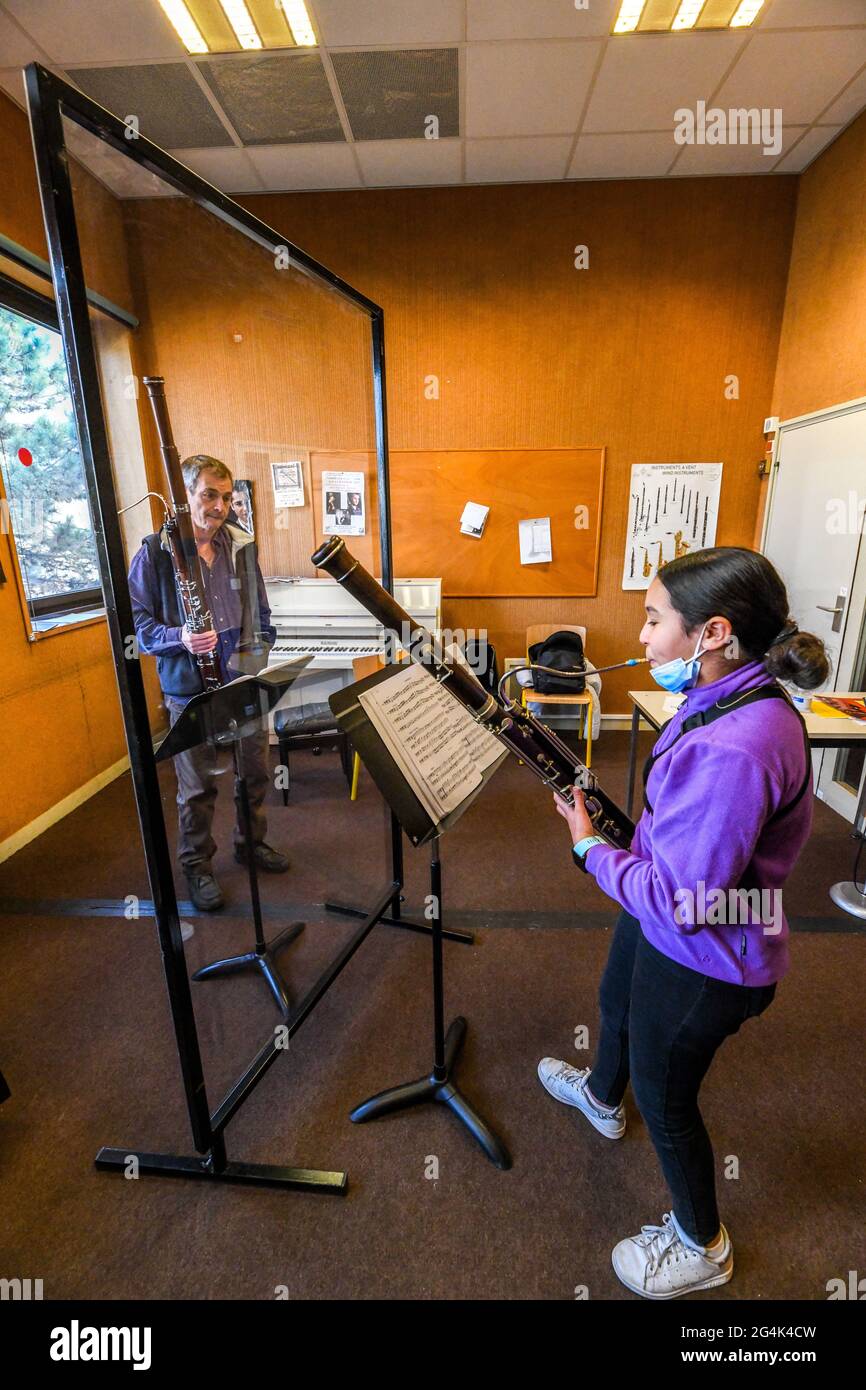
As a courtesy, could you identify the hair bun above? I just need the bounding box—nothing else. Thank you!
[765,628,830,690]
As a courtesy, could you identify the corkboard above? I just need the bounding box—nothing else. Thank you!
[391,448,604,596]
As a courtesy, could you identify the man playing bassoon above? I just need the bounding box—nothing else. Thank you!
[129,454,288,911]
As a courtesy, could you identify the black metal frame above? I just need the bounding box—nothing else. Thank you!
[23,60,409,1193]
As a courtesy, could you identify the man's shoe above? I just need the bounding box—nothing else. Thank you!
[184,872,225,912]
[612,1212,733,1299]
[537,1058,626,1138]
[234,842,290,873]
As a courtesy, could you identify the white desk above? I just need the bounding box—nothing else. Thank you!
[626,689,866,818]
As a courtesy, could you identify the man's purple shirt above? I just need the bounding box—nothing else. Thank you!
[584,658,813,986]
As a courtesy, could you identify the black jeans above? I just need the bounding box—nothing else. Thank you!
[588,910,776,1246]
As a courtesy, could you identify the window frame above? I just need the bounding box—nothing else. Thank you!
[0,270,106,638]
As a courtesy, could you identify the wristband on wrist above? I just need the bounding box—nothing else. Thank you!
[572,834,606,872]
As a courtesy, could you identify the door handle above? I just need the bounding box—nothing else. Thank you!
[816,588,847,633]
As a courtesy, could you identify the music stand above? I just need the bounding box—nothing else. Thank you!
[156,659,311,1017]
[330,664,512,1170]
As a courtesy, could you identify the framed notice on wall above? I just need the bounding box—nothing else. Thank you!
[623,463,722,591]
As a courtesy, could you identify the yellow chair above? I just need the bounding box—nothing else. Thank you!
[349,654,385,800]
[522,623,593,768]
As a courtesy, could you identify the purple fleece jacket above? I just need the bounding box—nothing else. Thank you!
[584,659,813,986]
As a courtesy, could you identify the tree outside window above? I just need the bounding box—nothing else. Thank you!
[0,302,100,612]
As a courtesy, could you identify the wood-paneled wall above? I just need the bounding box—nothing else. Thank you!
[126,173,797,710]
[772,111,866,421]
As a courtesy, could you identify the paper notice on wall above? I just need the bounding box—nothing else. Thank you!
[519,517,552,565]
[271,460,305,509]
[623,463,722,590]
[460,501,489,538]
[322,469,366,536]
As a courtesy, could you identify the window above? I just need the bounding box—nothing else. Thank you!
[0,278,102,627]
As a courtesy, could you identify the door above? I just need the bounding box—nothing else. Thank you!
[762,397,866,821]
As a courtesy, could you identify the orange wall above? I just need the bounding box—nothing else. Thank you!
[772,111,866,422]
[0,91,136,845]
[123,175,798,713]
[247,178,798,708]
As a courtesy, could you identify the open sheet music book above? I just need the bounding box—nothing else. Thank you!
[357,649,506,825]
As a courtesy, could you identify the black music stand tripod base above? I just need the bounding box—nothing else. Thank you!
[191,728,302,1018]
[350,1015,511,1170]
[348,832,511,1172]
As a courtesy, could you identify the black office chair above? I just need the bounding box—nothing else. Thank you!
[273,702,353,804]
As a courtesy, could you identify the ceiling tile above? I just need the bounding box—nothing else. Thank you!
[313,0,464,46]
[465,135,572,183]
[761,0,866,26]
[811,65,866,126]
[714,30,866,125]
[331,48,458,141]
[67,64,231,149]
[583,32,746,132]
[467,40,601,137]
[355,137,462,186]
[568,130,679,178]
[245,142,361,190]
[2,0,185,63]
[168,146,264,193]
[198,52,343,144]
[468,0,620,41]
[774,125,843,173]
[671,122,806,174]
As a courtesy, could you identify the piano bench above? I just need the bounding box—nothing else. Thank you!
[273,709,353,805]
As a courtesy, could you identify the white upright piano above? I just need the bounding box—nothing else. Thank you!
[264,575,442,722]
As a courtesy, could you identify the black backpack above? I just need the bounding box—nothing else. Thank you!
[528,630,586,695]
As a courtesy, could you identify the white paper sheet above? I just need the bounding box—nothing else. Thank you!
[519,516,552,565]
[460,501,489,538]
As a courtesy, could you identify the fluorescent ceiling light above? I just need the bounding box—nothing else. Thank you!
[613,1,646,32]
[219,0,262,50]
[280,0,317,47]
[158,0,208,53]
[730,0,765,26]
[672,1,705,30]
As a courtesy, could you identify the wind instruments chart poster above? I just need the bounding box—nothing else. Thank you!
[622,463,723,591]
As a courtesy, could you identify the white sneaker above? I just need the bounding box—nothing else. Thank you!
[612,1211,733,1299]
[537,1058,626,1139]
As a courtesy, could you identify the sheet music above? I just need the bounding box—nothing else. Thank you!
[358,656,503,825]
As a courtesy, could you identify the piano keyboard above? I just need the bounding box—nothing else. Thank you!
[271,640,384,669]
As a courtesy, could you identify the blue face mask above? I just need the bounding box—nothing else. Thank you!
[649,623,709,693]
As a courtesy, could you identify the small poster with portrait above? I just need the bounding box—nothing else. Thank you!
[231,478,255,534]
[322,469,366,536]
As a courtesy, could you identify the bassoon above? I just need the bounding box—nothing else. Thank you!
[142,375,220,692]
[311,537,635,849]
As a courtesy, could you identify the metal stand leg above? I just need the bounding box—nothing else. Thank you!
[192,731,303,1017]
[349,834,511,1170]
[830,769,866,919]
[626,703,640,818]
